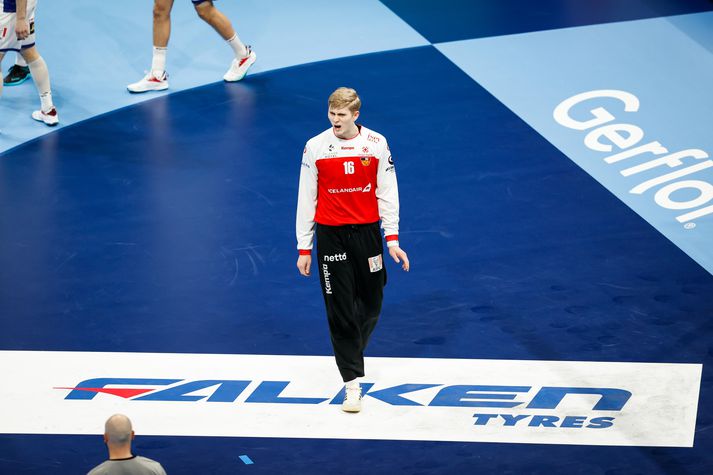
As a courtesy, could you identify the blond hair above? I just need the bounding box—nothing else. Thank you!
[328,87,361,113]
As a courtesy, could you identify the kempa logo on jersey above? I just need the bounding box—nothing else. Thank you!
[56,378,630,430]
[554,89,713,226]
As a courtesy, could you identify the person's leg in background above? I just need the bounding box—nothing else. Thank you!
[193,0,256,82]
[3,54,31,86]
[20,46,59,126]
[127,0,173,93]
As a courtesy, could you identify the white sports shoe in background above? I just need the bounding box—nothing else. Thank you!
[224,47,257,82]
[31,107,59,126]
[127,71,169,93]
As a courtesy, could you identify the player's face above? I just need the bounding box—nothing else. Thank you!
[328,106,360,139]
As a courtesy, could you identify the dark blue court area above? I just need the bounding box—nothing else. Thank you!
[2,2,713,474]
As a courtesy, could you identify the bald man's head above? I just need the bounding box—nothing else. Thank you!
[104,414,134,445]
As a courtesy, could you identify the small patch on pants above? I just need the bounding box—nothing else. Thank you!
[368,254,383,273]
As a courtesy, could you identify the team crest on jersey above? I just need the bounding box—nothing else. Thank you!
[360,156,371,166]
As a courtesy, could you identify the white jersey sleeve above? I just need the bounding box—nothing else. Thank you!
[296,141,319,251]
[375,137,400,245]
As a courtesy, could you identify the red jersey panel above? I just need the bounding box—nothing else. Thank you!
[296,125,400,251]
[315,155,380,225]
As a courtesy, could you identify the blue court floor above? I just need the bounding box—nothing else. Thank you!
[1,2,713,474]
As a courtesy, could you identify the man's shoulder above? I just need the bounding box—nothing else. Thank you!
[307,128,333,143]
[133,456,166,473]
[305,128,334,150]
[87,460,112,475]
[360,126,387,145]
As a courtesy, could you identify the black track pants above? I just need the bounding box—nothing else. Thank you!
[316,222,387,382]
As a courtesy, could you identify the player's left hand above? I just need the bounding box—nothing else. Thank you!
[388,246,410,272]
[15,19,30,40]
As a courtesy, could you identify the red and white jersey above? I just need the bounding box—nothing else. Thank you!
[296,125,400,252]
[0,0,37,51]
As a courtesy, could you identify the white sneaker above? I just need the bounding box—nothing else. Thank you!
[127,71,169,93]
[223,47,256,82]
[31,107,59,126]
[342,384,362,413]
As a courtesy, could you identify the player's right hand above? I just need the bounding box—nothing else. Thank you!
[297,254,312,276]
[15,19,30,40]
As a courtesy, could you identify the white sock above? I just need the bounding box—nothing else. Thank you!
[345,379,359,389]
[15,55,28,67]
[151,46,167,76]
[27,57,53,112]
[226,33,248,58]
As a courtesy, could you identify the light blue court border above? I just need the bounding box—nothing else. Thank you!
[0,0,428,154]
[436,12,713,276]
